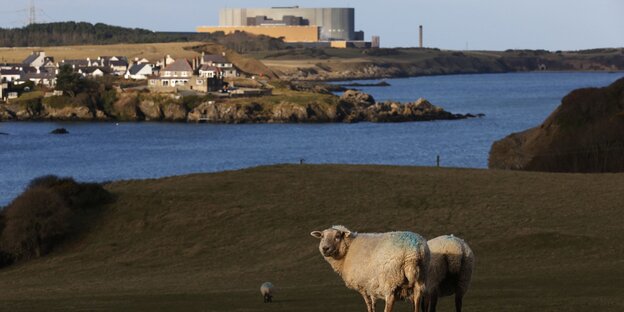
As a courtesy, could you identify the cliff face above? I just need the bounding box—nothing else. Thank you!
[489,77,624,173]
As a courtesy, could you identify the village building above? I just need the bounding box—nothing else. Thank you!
[0,63,23,71]
[133,57,151,65]
[148,58,194,92]
[125,63,153,80]
[198,65,221,78]
[22,72,57,87]
[200,53,238,78]
[0,82,7,101]
[60,59,89,69]
[108,60,129,76]
[0,69,22,82]
[156,55,176,68]
[148,58,222,93]
[79,67,106,78]
[22,51,50,69]
[41,60,58,74]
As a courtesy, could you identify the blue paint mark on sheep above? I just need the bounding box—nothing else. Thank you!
[393,232,422,249]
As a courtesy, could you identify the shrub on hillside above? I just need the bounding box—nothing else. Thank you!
[28,175,113,210]
[0,187,72,260]
[0,214,14,267]
[0,175,113,265]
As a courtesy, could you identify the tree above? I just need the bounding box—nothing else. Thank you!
[55,64,84,96]
[0,187,73,260]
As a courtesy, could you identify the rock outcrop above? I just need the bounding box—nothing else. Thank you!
[138,100,163,121]
[50,128,69,134]
[489,77,624,173]
[0,106,16,120]
[336,91,470,123]
[162,102,187,122]
[0,90,479,124]
[112,93,141,121]
[42,104,93,120]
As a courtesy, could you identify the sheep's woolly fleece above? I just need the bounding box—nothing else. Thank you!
[318,226,429,302]
[426,235,475,298]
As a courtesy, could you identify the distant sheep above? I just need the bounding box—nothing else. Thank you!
[311,225,430,312]
[260,282,274,303]
[423,235,474,312]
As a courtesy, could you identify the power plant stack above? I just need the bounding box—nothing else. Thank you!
[371,36,380,48]
[419,25,423,48]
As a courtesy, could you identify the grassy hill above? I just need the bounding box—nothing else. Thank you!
[249,48,624,80]
[0,165,622,311]
[490,77,624,172]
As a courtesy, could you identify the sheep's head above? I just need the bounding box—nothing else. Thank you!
[310,225,357,259]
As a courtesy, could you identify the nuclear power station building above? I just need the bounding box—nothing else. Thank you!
[197,6,368,46]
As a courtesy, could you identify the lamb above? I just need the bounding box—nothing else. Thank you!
[311,225,430,312]
[260,282,274,303]
[423,235,474,312]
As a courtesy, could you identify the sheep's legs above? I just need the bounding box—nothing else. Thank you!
[412,290,423,312]
[361,293,374,312]
[454,293,463,312]
[384,293,396,312]
[429,292,438,312]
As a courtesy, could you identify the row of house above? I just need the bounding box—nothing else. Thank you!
[1,51,240,101]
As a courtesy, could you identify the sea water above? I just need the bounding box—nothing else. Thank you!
[1,72,622,205]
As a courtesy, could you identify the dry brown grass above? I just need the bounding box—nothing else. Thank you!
[0,165,622,311]
[0,42,204,63]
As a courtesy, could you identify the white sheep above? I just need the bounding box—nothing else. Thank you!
[260,282,274,303]
[311,225,430,312]
[423,235,474,312]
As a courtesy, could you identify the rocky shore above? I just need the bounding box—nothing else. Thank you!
[0,90,480,124]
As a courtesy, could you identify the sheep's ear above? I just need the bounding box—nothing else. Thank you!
[344,230,357,238]
[311,231,323,239]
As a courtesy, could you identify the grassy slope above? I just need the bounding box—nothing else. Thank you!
[0,42,204,63]
[251,48,624,79]
[0,165,622,311]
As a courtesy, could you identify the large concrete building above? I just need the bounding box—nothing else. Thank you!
[197,6,364,43]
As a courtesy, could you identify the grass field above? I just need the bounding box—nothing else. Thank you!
[0,42,204,63]
[0,165,622,311]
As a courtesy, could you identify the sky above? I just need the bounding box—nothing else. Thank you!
[0,0,623,50]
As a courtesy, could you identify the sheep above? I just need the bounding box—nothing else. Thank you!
[423,235,474,312]
[311,225,430,312]
[260,282,274,303]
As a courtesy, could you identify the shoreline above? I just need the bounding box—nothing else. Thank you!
[302,69,624,83]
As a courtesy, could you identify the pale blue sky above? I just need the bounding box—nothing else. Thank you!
[1,0,623,50]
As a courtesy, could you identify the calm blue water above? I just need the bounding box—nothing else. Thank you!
[1,72,622,205]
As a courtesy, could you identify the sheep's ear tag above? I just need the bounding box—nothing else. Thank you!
[311,231,322,238]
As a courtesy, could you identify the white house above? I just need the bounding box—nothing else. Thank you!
[125,63,153,80]
[0,82,7,101]
[79,67,105,78]
[109,60,129,76]
[59,59,89,69]
[134,57,150,64]
[201,53,237,78]
[23,72,57,87]
[156,55,176,68]
[0,69,22,82]
[198,64,221,78]
[22,51,47,69]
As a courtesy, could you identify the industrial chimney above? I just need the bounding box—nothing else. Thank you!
[419,25,423,48]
